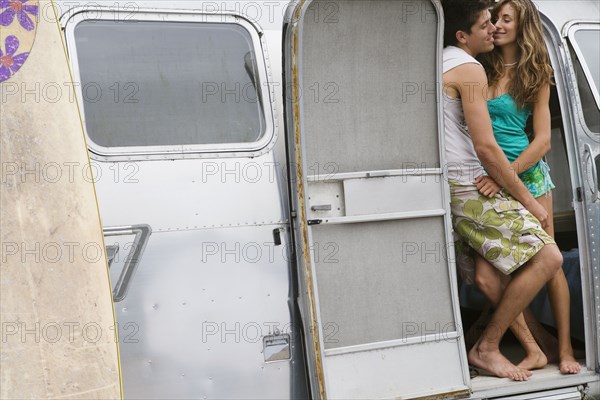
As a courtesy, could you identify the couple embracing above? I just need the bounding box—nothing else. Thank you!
[441,0,581,380]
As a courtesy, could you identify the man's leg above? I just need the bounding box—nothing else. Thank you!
[473,255,547,370]
[468,245,562,380]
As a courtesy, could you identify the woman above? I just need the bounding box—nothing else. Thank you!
[474,0,580,374]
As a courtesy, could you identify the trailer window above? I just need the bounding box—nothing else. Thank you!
[73,20,266,149]
[569,28,600,134]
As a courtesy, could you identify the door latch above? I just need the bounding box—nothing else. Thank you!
[263,333,291,362]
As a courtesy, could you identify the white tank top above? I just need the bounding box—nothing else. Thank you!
[443,46,486,183]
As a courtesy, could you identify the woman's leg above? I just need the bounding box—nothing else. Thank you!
[536,192,581,374]
[474,255,547,370]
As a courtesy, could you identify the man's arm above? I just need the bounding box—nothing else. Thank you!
[451,64,549,227]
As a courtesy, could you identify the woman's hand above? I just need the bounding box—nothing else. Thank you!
[475,176,502,198]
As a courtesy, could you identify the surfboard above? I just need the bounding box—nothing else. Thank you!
[0,1,121,398]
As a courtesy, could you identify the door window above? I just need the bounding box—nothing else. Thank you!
[568,25,600,134]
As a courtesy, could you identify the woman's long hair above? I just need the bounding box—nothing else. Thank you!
[480,0,553,109]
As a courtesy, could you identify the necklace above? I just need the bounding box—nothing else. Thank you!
[504,61,518,67]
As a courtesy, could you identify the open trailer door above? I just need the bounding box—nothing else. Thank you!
[285,0,470,398]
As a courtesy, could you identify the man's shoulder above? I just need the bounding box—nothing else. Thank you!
[443,46,484,74]
[444,62,487,86]
[444,63,487,81]
[443,62,488,102]
[443,45,464,58]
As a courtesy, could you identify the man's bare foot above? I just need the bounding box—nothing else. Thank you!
[468,343,533,381]
[559,353,581,374]
[517,350,547,371]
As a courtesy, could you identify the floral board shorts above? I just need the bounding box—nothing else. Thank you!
[520,160,555,198]
[449,181,555,283]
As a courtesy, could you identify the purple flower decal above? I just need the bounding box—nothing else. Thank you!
[0,0,38,31]
[0,35,29,82]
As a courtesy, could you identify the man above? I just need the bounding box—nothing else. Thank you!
[441,0,563,381]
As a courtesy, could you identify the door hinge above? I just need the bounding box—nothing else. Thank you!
[576,187,583,202]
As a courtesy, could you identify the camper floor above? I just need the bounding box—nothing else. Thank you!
[470,342,592,396]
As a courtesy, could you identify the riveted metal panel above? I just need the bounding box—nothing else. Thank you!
[114,226,301,399]
[59,1,308,398]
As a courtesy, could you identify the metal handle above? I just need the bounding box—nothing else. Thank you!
[367,171,390,178]
[103,224,152,302]
[584,144,599,202]
[263,333,291,362]
[311,204,332,211]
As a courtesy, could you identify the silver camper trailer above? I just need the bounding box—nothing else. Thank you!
[53,0,599,398]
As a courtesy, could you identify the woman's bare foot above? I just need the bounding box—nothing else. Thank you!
[559,353,581,374]
[517,350,548,371]
[468,342,533,381]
